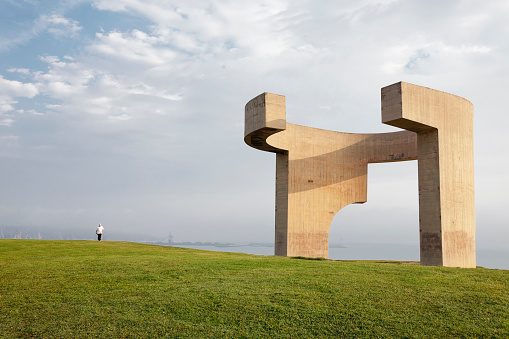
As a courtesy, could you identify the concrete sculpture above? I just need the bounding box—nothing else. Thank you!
[244,82,475,268]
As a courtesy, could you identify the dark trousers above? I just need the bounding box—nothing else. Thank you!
[97,234,102,241]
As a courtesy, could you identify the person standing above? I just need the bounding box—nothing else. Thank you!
[96,223,104,241]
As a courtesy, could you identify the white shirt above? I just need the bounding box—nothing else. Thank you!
[96,226,104,234]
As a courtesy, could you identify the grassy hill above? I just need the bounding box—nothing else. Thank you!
[1,240,508,338]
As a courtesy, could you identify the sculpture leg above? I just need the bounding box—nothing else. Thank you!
[275,153,289,256]
[275,152,331,258]
[417,129,443,266]
[382,82,476,268]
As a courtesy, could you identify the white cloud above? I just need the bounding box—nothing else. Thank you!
[0,76,39,125]
[0,76,39,99]
[90,30,176,65]
[91,0,298,58]
[0,8,83,52]
[92,0,183,21]
[20,109,45,116]
[7,54,185,125]
[8,68,31,75]
[45,104,62,109]
[39,13,82,37]
[443,44,492,55]
[108,113,134,121]
[0,100,17,114]
[0,118,15,127]
[33,57,94,99]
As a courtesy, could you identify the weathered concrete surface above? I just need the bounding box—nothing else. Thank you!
[244,83,475,268]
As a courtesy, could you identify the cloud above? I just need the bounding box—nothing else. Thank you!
[39,13,82,37]
[0,0,86,52]
[0,76,39,99]
[91,0,300,58]
[21,55,183,126]
[8,68,31,75]
[0,118,15,127]
[90,30,176,66]
[0,76,39,126]
[33,56,94,99]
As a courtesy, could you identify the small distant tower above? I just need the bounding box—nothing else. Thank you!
[168,231,173,244]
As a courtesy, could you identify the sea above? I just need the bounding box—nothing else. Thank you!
[165,243,509,270]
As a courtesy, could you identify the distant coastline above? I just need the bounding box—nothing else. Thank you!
[147,241,346,249]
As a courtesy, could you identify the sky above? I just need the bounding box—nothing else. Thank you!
[0,0,508,251]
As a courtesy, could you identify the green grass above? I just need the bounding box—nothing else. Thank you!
[1,240,508,338]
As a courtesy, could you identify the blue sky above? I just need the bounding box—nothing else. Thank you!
[1,0,508,251]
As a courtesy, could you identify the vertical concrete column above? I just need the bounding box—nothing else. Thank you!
[416,129,442,265]
[275,152,289,256]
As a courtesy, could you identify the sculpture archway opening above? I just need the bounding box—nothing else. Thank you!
[244,82,476,268]
[328,161,419,252]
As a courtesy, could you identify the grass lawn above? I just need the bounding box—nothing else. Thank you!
[1,239,508,338]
